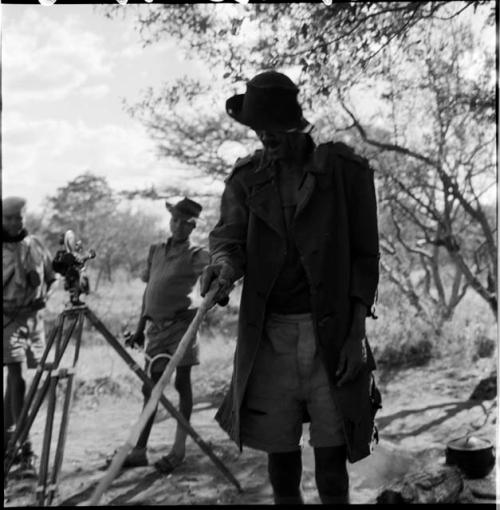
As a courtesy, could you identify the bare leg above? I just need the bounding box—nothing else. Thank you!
[169,365,193,459]
[268,450,304,504]
[136,370,161,449]
[314,445,349,504]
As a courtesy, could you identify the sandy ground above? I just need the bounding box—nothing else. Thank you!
[4,357,497,506]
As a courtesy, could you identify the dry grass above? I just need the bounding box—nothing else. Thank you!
[33,274,496,404]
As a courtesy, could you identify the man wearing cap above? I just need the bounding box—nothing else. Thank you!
[118,197,209,474]
[200,71,381,504]
[3,196,56,476]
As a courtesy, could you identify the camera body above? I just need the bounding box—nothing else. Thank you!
[52,231,95,305]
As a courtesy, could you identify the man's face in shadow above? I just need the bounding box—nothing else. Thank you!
[256,130,307,161]
[170,213,195,242]
[3,208,25,236]
[256,130,299,162]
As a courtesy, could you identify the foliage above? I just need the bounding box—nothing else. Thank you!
[375,335,434,371]
[124,83,257,178]
[40,172,166,287]
[473,335,496,360]
[346,14,497,324]
[108,1,496,324]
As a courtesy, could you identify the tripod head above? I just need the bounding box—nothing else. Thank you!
[52,230,96,306]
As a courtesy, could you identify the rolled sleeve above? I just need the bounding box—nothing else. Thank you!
[141,245,155,283]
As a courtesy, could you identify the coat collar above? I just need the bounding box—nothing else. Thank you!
[245,146,326,236]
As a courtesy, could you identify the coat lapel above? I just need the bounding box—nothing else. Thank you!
[246,163,286,238]
[295,151,326,218]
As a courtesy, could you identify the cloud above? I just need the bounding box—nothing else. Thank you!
[1,5,223,214]
[2,111,211,210]
[3,8,112,104]
[80,84,111,99]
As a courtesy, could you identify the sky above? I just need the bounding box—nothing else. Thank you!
[1,3,226,221]
[1,2,495,223]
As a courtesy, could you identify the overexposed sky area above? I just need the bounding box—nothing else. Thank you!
[1,2,495,219]
[1,3,224,217]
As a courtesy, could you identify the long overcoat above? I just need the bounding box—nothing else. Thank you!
[209,141,380,463]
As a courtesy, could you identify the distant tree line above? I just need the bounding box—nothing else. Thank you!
[25,172,170,290]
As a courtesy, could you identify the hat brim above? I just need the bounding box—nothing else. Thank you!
[165,201,204,224]
[226,94,312,133]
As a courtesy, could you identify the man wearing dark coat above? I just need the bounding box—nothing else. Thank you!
[201,70,381,504]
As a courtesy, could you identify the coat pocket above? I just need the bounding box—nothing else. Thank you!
[340,371,382,463]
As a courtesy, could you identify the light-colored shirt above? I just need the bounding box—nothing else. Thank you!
[3,234,55,310]
[142,239,209,322]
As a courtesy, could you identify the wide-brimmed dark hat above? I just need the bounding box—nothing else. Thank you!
[165,197,202,220]
[226,71,311,132]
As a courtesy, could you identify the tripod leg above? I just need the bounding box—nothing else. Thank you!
[36,372,59,507]
[5,310,79,476]
[4,373,52,479]
[54,310,81,365]
[4,315,64,478]
[47,369,75,506]
[23,314,62,418]
[72,312,85,366]
[85,307,243,494]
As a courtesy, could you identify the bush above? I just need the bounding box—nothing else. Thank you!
[368,292,436,372]
[473,335,496,360]
[374,336,434,370]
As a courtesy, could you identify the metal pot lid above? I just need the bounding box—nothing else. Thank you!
[447,436,492,451]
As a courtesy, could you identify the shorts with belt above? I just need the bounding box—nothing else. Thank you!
[240,312,345,453]
[145,308,200,373]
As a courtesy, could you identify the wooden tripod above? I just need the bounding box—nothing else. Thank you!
[3,303,241,506]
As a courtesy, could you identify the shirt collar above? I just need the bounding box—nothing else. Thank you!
[166,237,190,250]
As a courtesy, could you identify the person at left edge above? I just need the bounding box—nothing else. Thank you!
[3,196,56,477]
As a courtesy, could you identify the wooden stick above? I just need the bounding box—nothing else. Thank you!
[88,288,218,506]
[86,307,242,493]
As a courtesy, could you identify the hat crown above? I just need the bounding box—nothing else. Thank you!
[166,197,202,218]
[226,70,309,132]
[248,71,299,92]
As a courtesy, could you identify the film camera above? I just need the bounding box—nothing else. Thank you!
[52,230,96,305]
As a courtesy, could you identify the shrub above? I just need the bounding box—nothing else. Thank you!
[473,335,496,360]
[374,336,434,370]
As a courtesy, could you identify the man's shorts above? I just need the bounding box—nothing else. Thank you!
[145,309,200,373]
[240,312,345,453]
[3,311,46,368]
